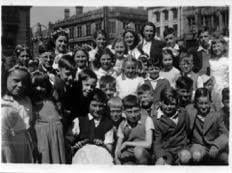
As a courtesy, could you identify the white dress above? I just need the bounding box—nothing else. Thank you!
[209,56,229,109]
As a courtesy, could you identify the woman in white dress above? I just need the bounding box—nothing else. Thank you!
[209,37,229,110]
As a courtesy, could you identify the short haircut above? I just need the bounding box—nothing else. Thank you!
[163,27,175,38]
[137,83,153,96]
[58,54,76,71]
[160,87,178,104]
[91,88,108,104]
[122,95,140,109]
[222,87,229,101]
[111,37,128,54]
[78,68,97,82]
[107,96,123,108]
[73,46,89,61]
[140,22,156,38]
[194,87,210,103]
[176,76,193,91]
[198,26,209,38]
[99,75,116,89]
[179,49,193,63]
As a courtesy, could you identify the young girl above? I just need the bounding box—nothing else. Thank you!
[1,65,33,163]
[112,38,128,75]
[73,47,89,81]
[160,47,180,88]
[186,88,228,165]
[209,37,229,109]
[116,56,144,99]
[31,71,66,163]
[123,30,141,59]
[14,44,31,67]
[94,48,117,81]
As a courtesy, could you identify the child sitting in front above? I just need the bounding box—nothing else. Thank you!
[160,47,180,88]
[116,56,144,99]
[99,75,117,100]
[176,76,193,108]
[187,88,228,165]
[115,95,154,165]
[154,87,191,165]
[144,59,170,105]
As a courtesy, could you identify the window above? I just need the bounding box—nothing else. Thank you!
[96,22,102,31]
[173,24,178,33]
[135,24,140,32]
[156,27,160,37]
[86,24,91,36]
[164,10,169,21]
[156,12,160,22]
[69,27,74,38]
[173,9,178,19]
[109,21,116,33]
[77,26,82,37]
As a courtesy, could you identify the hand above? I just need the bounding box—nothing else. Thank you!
[72,118,80,136]
[93,139,104,146]
[120,142,128,152]
[209,146,219,158]
[155,157,166,165]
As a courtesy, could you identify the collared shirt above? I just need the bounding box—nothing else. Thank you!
[145,76,164,90]
[88,113,114,144]
[197,114,206,122]
[157,108,179,124]
[94,67,117,80]
[197,45,209,54]
[142,40,152,56]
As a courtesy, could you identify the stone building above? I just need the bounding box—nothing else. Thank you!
[51,7,147,50]
[2,6,31,56]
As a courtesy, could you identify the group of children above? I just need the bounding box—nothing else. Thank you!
[1,26,229,165]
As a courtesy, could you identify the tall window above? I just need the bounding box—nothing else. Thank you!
[77,26,82,37]
[86,24,91,36]
[155,12,160,22]
[173,24,178,33]
[69,27,74,38]
[109,21,116,33]
[96,22,102,31]
[156,27,160,37]
[173,9,178,19]
[164,10,169,21]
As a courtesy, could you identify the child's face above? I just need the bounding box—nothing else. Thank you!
[148,66,160,80]
[96,34,106,49]
[100,84,116,100]
[177,88,192,103]
[124,106,141,124]
[143,25,154,41]
[124,32,135,48]
[89,100,105,119]
[59,67,75,87]
[18,51,30,66]
[74,50,88,69]
[179,57,193,74]
[7,70,29,97]
[124,61,137,79]
[165,33,176,48]
[82,78,97,97]
[199,31,209,49]
[139,91,153,109]
[40,52,54,69]
[212,42,224,57]
[109,106,122,123]
[32,84,47,101]
[161,99,177,117]
[195,96,210,116]
[115,41,126,57]
[100,54,112,71]
[55,35,68,53]
[162,53,173,70]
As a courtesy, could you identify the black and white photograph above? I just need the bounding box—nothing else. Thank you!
[1,0,231,171]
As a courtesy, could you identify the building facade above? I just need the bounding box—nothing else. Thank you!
[148,6,229,48]
[2,6,31,56]
[51,7,147,50]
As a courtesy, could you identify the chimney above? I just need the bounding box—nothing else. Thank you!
[64,8,70,19]
[75,6,83,16]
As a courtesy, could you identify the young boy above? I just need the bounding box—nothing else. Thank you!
[115,95,154,165]
[144,59,170,105]
[176,76,193,108]
[154,87,191,165]
[99,75,117,100]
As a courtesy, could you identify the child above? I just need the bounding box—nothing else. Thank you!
[73,89,114,153]
[154,87,191,165]
[144,59,170,105]
[115,95,154,165]
[116,56,144,99]
[176,76,193,108]
[112,38,128,75]
[1,65,33,163]
[73,47,89,81]
[179,50,199,92]
[219,87,229,131]
[187,88,228,164]
[31,71,66,163]
[14,44,31,67]
[99,75,117,100]
[160,47,180,88]
[94,48,117,80]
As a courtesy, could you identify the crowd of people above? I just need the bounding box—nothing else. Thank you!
[1,21,229,165]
